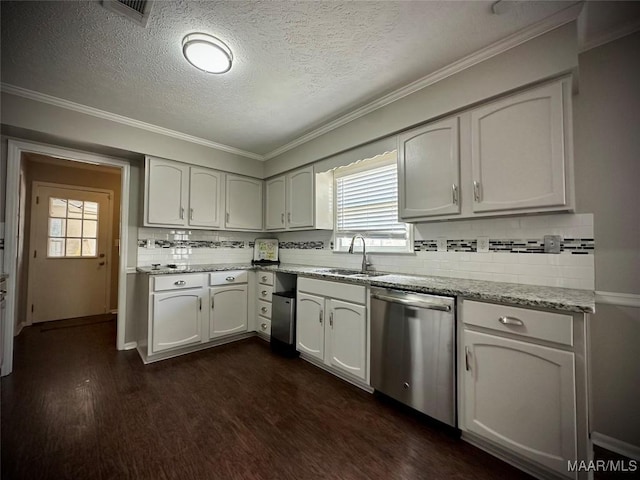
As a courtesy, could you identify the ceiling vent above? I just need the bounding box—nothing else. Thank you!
[102,0,153,27]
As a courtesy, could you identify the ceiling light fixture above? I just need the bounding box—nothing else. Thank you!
[182,33,233,74]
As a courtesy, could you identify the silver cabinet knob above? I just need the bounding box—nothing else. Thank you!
[225,276,235,282]
[261,307,267,313]
[261,275,267,282]
[261,290,267,296]
[174,280,186,286]
[261,323,267,330]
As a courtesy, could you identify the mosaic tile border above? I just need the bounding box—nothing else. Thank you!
[279,241,325,250]
[138,239,247,249]
[414,238,594,254]
[0,238,4,250]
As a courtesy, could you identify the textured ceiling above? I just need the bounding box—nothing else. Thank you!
[0,1,598,157]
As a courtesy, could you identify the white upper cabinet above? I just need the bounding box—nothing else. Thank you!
[398,117,460,219]
[265,166,332,231]
[265,176,286,230]
[146,157,188,226]
[225,174,263,231]
[287,167,314,229]
[470,81,567,213]
[397,77,573,222]
[189,167,222,228]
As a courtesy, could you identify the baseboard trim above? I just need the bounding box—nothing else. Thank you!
[592,432,640,461]
[123,341,137,350]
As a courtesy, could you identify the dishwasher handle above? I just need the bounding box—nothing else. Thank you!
[371,293,452,312]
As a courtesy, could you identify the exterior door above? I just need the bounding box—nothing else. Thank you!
[28,184,112,323]
[209,285,248,339]
[265,176,286,230]
[296,292,324,361]
[327,299,366,380]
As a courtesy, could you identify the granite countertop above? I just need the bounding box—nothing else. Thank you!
[136,263,595,314]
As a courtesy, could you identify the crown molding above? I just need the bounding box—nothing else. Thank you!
[579,19,640,53]
[262,2,583,160]
[0,83,265,161]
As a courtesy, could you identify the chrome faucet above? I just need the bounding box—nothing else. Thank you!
[348,234,372,273]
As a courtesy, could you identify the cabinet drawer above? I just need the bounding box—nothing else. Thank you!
[257,300,272,319]
[257,317,271,336]
[154,273,204,292]
[257,285,274,302]
[462,300,573,346]
[209,270,248,286]
[258,271,274,286]
[298,277,366,304]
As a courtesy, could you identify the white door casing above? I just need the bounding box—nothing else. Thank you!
[27,183,113,323]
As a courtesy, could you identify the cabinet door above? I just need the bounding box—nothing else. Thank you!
[189,167,222,228]
[463,330,577,475]
[210,285,248,339]
[146,158,188,226]
[327,299,366,380]
[225,175,263,230]
[296,292,325,361]
[287,166,314,229]
[470,81,566,213]
[265,176,286,230]
[152,290,203,352]
[398,117,460,219]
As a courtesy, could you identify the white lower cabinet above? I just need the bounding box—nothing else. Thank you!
[296,278,367,382]
[209,285,248,339]
[152,289,204,352]
[297,292,325,361]
[463,330,576,475]
[460,299,589,479]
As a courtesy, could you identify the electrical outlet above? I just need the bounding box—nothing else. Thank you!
[436,237,448,252]
[477,236,489,253]
[544,235,562,254]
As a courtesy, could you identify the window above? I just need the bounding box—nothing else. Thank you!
[47,197,99,258]
[333,151,411,253]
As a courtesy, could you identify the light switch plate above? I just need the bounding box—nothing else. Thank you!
[544,235,562,254]
[437,237,448,252]
[477,237,489,253]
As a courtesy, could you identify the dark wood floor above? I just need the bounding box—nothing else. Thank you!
[2,317,533,480]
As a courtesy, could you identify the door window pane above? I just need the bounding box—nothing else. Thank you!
[84,202,98,219]
[67,200,83,219]
[46,196,100,258]
[83,220,97,238]
[82,239,97,256]
[66,239,81,256]
[49,198,67,217]
[67,219,82,237]
[48,238,65,257]
[49,218,66,237]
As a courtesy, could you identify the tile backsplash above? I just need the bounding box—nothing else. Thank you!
[136,213,595,290]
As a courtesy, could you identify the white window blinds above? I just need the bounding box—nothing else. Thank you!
[335,157,406,239]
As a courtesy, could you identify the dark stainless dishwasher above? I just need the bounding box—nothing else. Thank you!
[370,287,456,427]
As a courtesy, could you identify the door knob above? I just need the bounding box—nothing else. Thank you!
[99,262,106,266]
[99,253,105,258]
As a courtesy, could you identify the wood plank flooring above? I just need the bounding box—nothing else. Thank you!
[2,317,533,480]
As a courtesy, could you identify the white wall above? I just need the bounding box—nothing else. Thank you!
[573,32,640,450]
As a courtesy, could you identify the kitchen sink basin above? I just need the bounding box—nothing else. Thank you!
[318,269,386,278]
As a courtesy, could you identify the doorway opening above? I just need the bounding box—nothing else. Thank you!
[3,140,131,376]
